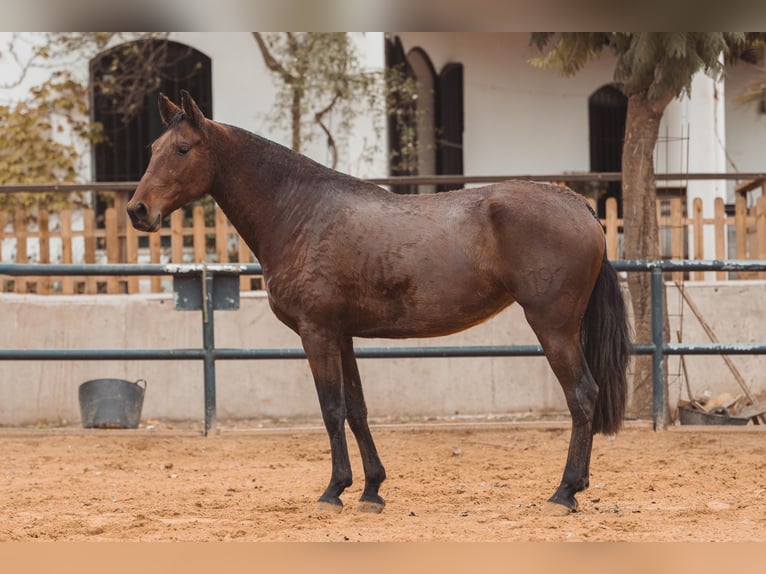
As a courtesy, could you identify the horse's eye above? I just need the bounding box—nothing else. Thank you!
[177,145,191,156]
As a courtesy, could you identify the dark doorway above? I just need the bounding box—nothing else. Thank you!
[588,84,627,217]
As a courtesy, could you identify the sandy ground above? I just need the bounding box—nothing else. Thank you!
[0,420,765,542]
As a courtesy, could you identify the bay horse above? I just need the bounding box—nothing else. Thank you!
[128,91,631,516]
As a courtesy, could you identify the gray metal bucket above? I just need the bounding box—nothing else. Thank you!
[678,405,749,426]
[78,378,146,429]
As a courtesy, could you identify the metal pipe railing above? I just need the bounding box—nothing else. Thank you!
[1,260,765,433]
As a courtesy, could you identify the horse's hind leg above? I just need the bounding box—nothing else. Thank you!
[548,348,599,514]
[527,318,598,514]
[301,329,353,513]
[340,337,387,513]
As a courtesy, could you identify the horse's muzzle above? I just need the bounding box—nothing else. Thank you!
[127,201,161,232]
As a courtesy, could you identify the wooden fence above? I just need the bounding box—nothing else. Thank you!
[0,204,258,295]
[633,193,766,282]
[2,192,766,295]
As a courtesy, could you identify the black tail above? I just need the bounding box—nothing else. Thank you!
[581,253,631,435]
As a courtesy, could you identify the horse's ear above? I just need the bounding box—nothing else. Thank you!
[180,90,206,129]
[158,93,181,128]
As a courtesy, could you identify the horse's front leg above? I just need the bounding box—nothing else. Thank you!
[301,329,352,513]
[340,337,386,513]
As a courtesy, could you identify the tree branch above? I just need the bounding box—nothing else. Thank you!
[0,33,44,90]
[252,32,295,83]
[314,90,342,169]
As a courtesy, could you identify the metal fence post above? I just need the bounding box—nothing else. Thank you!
[651,267,666,430]
[202,267,217,435]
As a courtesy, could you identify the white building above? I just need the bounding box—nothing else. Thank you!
[2,32,765,263]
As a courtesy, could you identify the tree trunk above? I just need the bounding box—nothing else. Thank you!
[621,92,672,423]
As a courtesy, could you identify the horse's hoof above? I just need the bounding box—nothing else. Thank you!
[542,501,575,516]
[356,500,385,514]
[316,500,343,514]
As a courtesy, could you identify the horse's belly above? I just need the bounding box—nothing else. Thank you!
[347,290,515,339]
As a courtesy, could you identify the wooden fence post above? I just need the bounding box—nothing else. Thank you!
[714,197,726,280]
[193,205,206,263]
[14,207,27,293]
[692,198,704,281]
[38,209,51,294]
[734,194,748,279]
[171,210,184,263]
[758,196,766,280]
[83,208,96,294]
[734,194,748,259]
[60,209,74,294]
[113,189,130,264]
[149,229,162,293]
[126,213,139,294]
[215,206,229,262]
[670,197,684,283]
[105,208,120,293]
[605,197,618,260]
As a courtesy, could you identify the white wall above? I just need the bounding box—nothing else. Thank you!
[725,59,766,184]
[0,281,764,426]
[395,33,618,177]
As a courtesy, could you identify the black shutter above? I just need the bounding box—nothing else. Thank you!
[385,35,417,194]
[436,62,464,192]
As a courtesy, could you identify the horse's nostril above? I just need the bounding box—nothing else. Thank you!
[128,201,148,220]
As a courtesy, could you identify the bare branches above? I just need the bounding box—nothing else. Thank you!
[1,33,174,123]
[252,32,293,82]
[314,90,342,169]
[252,32,389,167]
[88,33,176,122]
[0,33,42,90]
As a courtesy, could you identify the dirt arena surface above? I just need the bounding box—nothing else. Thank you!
[1,421,764,542]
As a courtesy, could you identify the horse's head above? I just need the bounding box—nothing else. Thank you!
[127,90,215,232]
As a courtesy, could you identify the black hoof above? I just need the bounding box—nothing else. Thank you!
[546,493,579,513]
[357,495,386,514]
[317,496,343,514]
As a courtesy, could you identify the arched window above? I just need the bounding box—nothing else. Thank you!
[588,84,627,217]
[406,48,438,194]
[90,40,212,184]
[385,36,464,195]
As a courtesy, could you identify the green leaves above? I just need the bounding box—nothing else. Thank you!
[528,33,612,77]
[531,32,752,105]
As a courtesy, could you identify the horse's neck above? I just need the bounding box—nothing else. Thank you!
[207,124,333,266]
